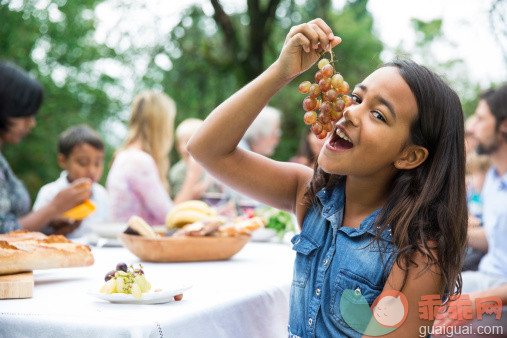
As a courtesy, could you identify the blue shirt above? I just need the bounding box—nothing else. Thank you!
[288,183,397,337]
[478,167,507,278]
[0,152,30,234]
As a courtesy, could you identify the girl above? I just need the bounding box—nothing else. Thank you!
[188,19,467,337]
[107,90,204,225]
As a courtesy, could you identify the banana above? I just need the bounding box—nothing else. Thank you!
[170,200,211,214]
[166,209,209,228]
[166,200,218,228]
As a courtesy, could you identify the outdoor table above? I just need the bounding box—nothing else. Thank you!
[0,241,295,337]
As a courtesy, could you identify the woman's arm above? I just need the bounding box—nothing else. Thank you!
[187,19,340,213]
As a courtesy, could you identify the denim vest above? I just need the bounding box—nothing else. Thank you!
[288,183,397,338]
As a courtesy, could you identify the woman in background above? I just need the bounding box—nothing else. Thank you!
[0,61,91,234]
[107,90,202,225]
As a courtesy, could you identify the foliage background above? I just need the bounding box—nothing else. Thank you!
[0,0,496,201]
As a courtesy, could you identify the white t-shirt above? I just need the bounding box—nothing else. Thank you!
[33,171,109,238]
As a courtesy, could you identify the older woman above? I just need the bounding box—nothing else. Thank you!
[0,61,92,234]
[241,105,282,156]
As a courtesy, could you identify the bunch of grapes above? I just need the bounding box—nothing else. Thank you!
[298,51,352,139]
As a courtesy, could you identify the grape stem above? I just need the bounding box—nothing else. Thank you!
[321,48,335,74]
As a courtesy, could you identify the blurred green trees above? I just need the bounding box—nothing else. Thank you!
[0,0,490,203]
[142,0,384,163]
[1,0,384,200]
[1,0,122,199]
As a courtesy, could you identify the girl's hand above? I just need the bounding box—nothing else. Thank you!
[274,18,341,82]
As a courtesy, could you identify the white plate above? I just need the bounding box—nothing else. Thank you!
[88,284,192,304]
[251,228,277,242]
[90,222,128,239]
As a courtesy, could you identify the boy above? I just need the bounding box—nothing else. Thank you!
[33,125,109,238]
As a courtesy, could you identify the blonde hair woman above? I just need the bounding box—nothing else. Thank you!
[107,90,203,225]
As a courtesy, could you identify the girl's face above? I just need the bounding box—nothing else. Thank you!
[318,67,418,177]
[0,116,37,144]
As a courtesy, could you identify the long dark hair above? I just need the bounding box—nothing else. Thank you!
[0,61,44,132]
[296,128,317,165]
[304,59,467,301]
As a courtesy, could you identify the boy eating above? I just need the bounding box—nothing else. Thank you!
[33,125,109,238]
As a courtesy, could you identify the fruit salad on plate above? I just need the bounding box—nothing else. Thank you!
[100,263,151,300]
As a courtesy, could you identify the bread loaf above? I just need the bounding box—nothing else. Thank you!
[0,230,94,275]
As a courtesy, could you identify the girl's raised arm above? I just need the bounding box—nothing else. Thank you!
[187,19,341,214]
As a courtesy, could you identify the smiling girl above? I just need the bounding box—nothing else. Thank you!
[188,19,467,337]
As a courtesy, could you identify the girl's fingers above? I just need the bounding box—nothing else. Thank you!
[287,23,319,50]
[309,18,341,51]
[291,32,311,53]
[284,18,340,54]
[310,23,330,51]
[330,36,342,48]
[309,18,334,40]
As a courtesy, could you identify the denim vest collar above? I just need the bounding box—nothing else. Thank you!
[316,184,393,243]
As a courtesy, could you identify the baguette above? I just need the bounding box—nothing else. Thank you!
[0,231,94,275]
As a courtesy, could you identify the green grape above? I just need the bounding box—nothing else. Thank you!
[303,96,318,111]
[304,111,318,125]
[317,58,330,69]
[321,64,334,78]
[319,78,332,92]
[308,83,321,98]
[325,88,338,102]
[298,81,311,94]
[311,122,323,135]
[331,74,344,89]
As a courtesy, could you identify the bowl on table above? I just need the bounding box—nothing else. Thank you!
[119,233,251,262]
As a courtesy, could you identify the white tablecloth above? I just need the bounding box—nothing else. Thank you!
[0,242,295,338]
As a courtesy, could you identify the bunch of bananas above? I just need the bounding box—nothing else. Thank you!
[166,200,218,228]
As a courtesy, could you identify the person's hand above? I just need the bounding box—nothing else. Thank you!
[48,218,82,236]
[186,157,211,198]
[433,293,477,329]
[274,18,341,82]
[186,156,204,181]
[50,178,92,215]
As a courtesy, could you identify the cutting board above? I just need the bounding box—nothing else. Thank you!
[0,271,34,299]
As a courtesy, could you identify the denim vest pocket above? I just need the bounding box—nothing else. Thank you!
[330,268,383,328]
[291,234,320,288]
